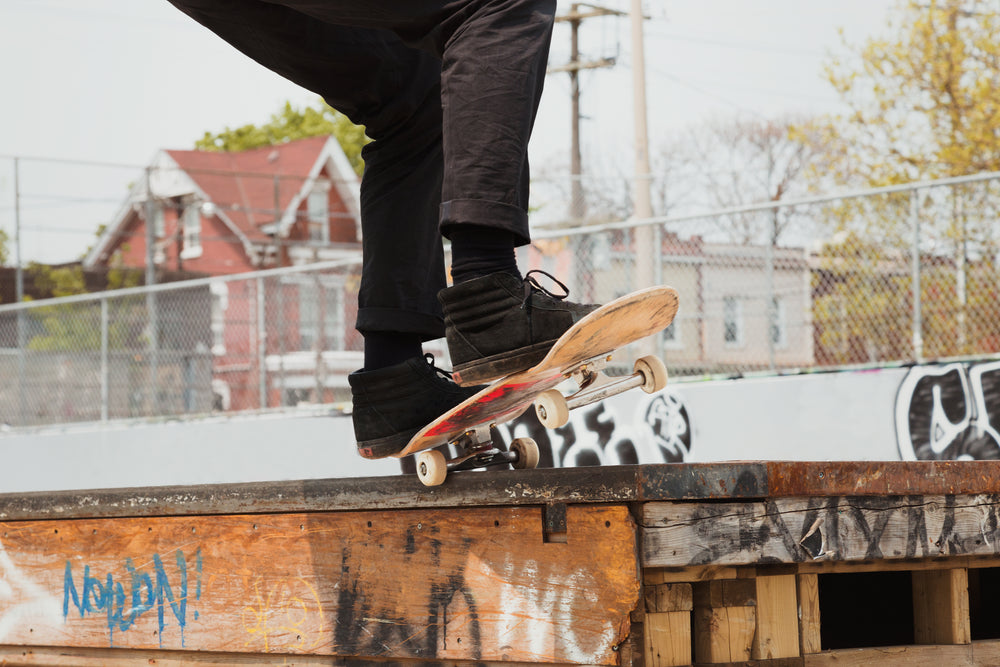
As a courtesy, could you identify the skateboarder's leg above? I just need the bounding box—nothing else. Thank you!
[167,2,480,458]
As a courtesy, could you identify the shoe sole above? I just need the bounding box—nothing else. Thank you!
[357,427,419,459]
[451,339,557,386]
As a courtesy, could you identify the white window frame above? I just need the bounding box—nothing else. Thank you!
[307,180,331,243]
[770,296,788,350]
[662,316,682,349]
[723,296,745,348]
[210,282,228,356]
[286,275,346,352]
[180,200,203,259]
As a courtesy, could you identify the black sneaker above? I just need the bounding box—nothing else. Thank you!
[438,270,600,386]
[349,354,482,459]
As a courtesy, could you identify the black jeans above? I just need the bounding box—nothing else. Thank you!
[167,0,556,340]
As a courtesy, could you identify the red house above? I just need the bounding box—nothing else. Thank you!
[84,136,365,412]
[85,135,361,273]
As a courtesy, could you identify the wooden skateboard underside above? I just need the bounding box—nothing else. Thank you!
[396,285,679,459]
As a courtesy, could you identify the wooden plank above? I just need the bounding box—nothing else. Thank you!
[693,604,755,663]
[644,495,1000,567]
[0,505,639,664]
[693,580,757,608]
[752,575,799,660]
[797,574,821,655]
[765,461,1000,498]
[645,583,693,613]
[644,611,691,667]
[0,645,602,666]
[912,569,971,645]
[645,566,754,585]
[5,462,1000,522]
[803,643,976,666]
[972,638,1000,664]
[0,464,773,523]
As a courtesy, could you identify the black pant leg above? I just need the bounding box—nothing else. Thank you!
[167,0,449,339]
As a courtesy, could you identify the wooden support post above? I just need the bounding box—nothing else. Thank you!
[752,574,800,660]
[912,568,971,645]
[692,579,756,663]
[797,573,821,654]
[643,582,692,667]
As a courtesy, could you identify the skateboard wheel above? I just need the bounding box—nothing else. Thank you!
[510,437,540,469]
[535,389,570,428]
[416,450,447,486]
[635,355,668,393]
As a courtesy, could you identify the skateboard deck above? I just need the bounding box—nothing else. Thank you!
[397,285,679,483]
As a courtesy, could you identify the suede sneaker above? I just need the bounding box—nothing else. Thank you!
[438,270,600,386]
[349,354,483,459]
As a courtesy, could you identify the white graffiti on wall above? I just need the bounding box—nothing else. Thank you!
[0,539,63,641]
[497,389,692,468]
[895,361,1000,461]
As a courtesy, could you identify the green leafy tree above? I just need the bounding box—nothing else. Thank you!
[0,228,9,266]
[24,258,144,352]
[196,100,370,176]
[803,0,1000,361]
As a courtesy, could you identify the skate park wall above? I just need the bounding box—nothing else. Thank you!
[2,358,998,492]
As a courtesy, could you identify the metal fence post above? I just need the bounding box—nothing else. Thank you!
[257,276,267,409]
[100,296,109,421]
[911,188,924,363]
[144,167,160,415]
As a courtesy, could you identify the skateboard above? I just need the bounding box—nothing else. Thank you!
[396,286,680,486]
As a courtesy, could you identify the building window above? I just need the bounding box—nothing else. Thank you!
[723,296,744,347]
[770,297,788,349]
[297,278,344,351]
[663,317,682,348]
[308,182,330,242]
[151,202,165,238]
[210,282,228,355]
[181,202,202,257]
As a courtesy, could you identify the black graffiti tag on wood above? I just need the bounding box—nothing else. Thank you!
[643,494,1000,567]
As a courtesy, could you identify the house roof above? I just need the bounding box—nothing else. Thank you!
[166,136,330,243]
[84,136,361,268]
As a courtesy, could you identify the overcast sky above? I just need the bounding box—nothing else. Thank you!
[0,0,897,263]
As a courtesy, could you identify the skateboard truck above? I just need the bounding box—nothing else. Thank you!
[534,354,668,429]
[416,425,540,486]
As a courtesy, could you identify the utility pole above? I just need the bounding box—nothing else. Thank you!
[631,0,654,289]
[550,3,624,224]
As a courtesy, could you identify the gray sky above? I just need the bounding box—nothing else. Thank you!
[0,0,897,263]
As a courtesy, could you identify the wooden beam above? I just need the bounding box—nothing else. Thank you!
[803,643,976,666]
[643,611,691,667]
[0,505,639,663]
[752,574,800,660]
[912,569,971,645]
[644,495,1000,568]
[797,574,822,655]
[0,645,601,666]
[6,462,1000,522]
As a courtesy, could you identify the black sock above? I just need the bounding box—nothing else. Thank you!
[362,331,422,371]
[449,225,521,284]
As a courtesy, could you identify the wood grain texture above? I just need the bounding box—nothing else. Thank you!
[752,575,799,660]
[643,495,1000,567]
[802,643,977,666]
[797,574,822,655]
[0,505,639,664]
[643,611,691,667]
[912,568,971,645]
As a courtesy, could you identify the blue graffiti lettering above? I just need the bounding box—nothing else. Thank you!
[63,549,201,647]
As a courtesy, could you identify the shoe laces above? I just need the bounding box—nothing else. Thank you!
[423,353,455,382]
[521,269,570,311]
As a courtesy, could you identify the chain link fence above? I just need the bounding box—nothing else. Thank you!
[3,173,1000,428]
